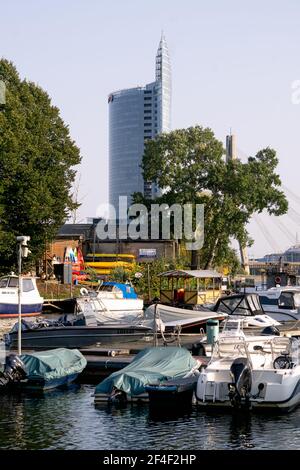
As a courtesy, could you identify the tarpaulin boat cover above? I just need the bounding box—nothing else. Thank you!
[95,347,200,397]
[20,348,87,382]
[144,303,225,328]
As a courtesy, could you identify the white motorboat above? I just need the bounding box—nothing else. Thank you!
[207,293,280,328]
[196,319,300,411]
[253,287,300,322]
[76,282,144,322]
[0,274,43,318]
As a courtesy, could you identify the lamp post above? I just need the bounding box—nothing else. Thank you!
[16,236,31,355]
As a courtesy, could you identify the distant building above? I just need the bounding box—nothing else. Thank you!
[283,244,300,263]
[49,223,177,268]
[108,33,172,214]
[254,253,283,263]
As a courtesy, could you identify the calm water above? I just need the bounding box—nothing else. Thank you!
[0,384,299,450]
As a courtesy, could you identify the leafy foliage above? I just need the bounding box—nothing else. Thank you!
[109,257,188,300]
[135,126,288,271]
[0,60,81,272]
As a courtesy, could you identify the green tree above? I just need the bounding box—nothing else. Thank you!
[0,60,81,272]
[136,126,288,270]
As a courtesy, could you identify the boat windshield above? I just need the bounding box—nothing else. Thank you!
[0,278,34,291]
[217,296,253,316]
[0,278,8,288]
[278,292,298,309]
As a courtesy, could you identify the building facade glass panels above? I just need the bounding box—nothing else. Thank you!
[108,34,171,214]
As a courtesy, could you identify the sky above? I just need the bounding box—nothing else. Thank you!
[1,0,300,258]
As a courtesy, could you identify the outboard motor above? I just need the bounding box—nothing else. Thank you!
[228,357,252,408]
[0,354,27,388]
[108,387,127,405]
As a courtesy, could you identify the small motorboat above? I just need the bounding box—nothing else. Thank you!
[77,282,143,320]
[257,288,300,322]
[196,319,300,412]
[0,274,43,318]
[4,310,153,350]
[0,348,87,391]
[94,346,201,404]
[210,293,280,329]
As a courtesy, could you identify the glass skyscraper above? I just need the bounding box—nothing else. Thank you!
[108,34,171,214]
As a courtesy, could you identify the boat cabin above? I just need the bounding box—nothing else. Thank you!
[0,275,37,291]
[158,269,222,307]
[0,275,43,317]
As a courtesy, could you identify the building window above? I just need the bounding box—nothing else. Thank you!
[144,97,152,101]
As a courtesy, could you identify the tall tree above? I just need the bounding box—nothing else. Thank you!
[0,59,81,272]
[136,126,288,270]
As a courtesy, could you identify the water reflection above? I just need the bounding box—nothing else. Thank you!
[0,386,300,450]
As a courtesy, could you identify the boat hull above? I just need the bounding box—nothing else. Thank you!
[5,325,153,350]
[0,303,43,318]
[146,382,195,407]
[23,372,79,391]
[195,395,300,412]
[196,377,300,412]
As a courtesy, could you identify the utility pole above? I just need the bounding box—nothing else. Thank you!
[16,236,31,355]
[226,133,250,275]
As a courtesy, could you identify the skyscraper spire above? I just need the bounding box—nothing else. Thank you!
[155,32,172,133]
[155,31,171,82]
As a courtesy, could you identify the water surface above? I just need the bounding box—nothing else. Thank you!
[0,385,299,450]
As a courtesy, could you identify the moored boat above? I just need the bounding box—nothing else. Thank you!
[207,292,281,329]
[76,282,144,320]
[196,319,300,412]
[4,311,153,350]
[0,274,43,318]
[94,346,201,404]
[0,348,87,391]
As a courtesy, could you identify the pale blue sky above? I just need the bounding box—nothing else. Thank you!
[2,0,300,257]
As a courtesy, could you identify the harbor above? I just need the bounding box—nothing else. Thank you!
[2,1,300,457]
